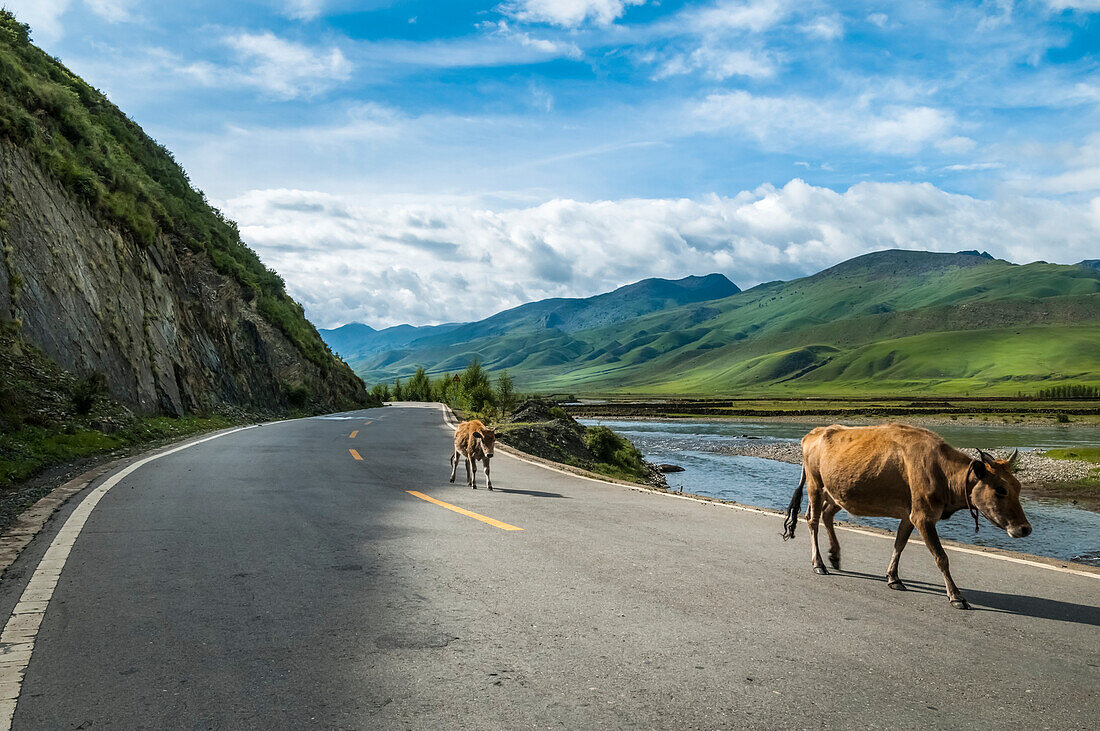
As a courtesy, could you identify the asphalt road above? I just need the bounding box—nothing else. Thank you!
[1,403,1098,729]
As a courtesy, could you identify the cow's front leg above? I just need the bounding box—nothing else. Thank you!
[916,519,968,609]
[470,458,478,489]
[484,458,493,491]
[464,456,472,486]
[887,518,914,590]
[449,451,458,483]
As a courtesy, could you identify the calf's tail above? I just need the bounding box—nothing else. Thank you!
[781,467,806,541]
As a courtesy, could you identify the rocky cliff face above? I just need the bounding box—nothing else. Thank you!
[0,142,365,415]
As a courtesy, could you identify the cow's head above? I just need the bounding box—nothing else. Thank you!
[967,449,1031,538]
[475,428,496,459]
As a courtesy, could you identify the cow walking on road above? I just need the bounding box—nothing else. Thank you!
[782,423,1032,609]
[450,419,497,490]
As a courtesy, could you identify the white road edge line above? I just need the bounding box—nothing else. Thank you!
[437,403,1100,581]
[0,425,255,729]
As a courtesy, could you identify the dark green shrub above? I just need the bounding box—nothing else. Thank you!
[70,372,107,414]
[283,382,311,409]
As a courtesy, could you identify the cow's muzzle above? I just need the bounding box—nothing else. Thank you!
[1007,523,1032,538]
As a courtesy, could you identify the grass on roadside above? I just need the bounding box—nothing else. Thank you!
[0,415,239,487]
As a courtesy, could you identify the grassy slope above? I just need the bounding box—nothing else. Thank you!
[0,12,342,370]
[353,252,1100,396]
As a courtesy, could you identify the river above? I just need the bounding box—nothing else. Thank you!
[579,418,1100,566]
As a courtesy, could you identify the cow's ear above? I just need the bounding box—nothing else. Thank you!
[977,449,996,466]
[474,431,484,440]
[969,459,988,481]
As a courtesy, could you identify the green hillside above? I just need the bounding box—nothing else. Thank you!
[0,12,337,369]
[334,251,1100,396]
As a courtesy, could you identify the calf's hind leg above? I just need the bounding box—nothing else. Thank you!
[805,477,829,575]
[822,501,842,570]
[449,451,459,483]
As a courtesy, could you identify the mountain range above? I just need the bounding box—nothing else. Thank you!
[321,250,1100,396]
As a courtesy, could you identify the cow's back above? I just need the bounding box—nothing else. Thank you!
[454,419,486,458]
[802,423,946,519]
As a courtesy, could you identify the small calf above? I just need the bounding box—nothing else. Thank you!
[449,419,497,490]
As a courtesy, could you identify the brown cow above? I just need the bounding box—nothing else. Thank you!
[781,423,1031,610]
[449,419,497,490]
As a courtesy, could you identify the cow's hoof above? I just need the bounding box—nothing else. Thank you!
[813,566,829,576]
[951,599,971,610]
[487,486,493,491]
[449,477,455,484]
[887,580,907,591]
[471,486,478,490]
[828,556,841,570]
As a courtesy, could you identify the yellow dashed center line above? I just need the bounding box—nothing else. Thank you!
[349,449,362,461]
[363,420,374,426]
[406,491,523,531]
[349,430,358,439]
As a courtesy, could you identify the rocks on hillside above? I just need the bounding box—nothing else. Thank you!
[0,143,365,415]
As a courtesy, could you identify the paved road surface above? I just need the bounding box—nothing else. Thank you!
[1,403,1097,729]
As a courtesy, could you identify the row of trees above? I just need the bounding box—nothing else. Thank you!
[369,360,517,416]
[1028,384,1100,400]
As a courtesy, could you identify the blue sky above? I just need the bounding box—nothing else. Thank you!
[7,1,1100,326]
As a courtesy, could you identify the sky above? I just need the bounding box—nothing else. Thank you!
[5,0,1100,328]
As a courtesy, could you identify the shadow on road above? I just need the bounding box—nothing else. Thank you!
[963,589,1100,627]
[833,569,1100,627]
[492,487,568,498]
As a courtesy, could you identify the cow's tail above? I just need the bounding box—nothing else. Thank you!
[781,467,806,541]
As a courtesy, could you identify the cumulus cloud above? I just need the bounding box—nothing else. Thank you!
[654,46,775,80]
[281,0,326,21]
[178,32,351,99]
[219,182,1100,329]
[499,0,647,28]
[692,91,956,154]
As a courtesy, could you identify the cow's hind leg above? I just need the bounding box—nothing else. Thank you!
[886,518,914,591]
[822,500,842,570]
[805,476,828,575]
[915,519,969,609]
[449,451,458,483]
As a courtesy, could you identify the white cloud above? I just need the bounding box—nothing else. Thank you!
[220,182,1100,328]
[800,14,843,41]
[655,46,775,80]
[936,136,977,154]
[3,0,131,41]
[178,32,351,99]
[281,0,326,20]
[499,0,647,28]
[681,0,790,34]
[3,0,71,42]
[867,12,888,28]
[692,91,956,154]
